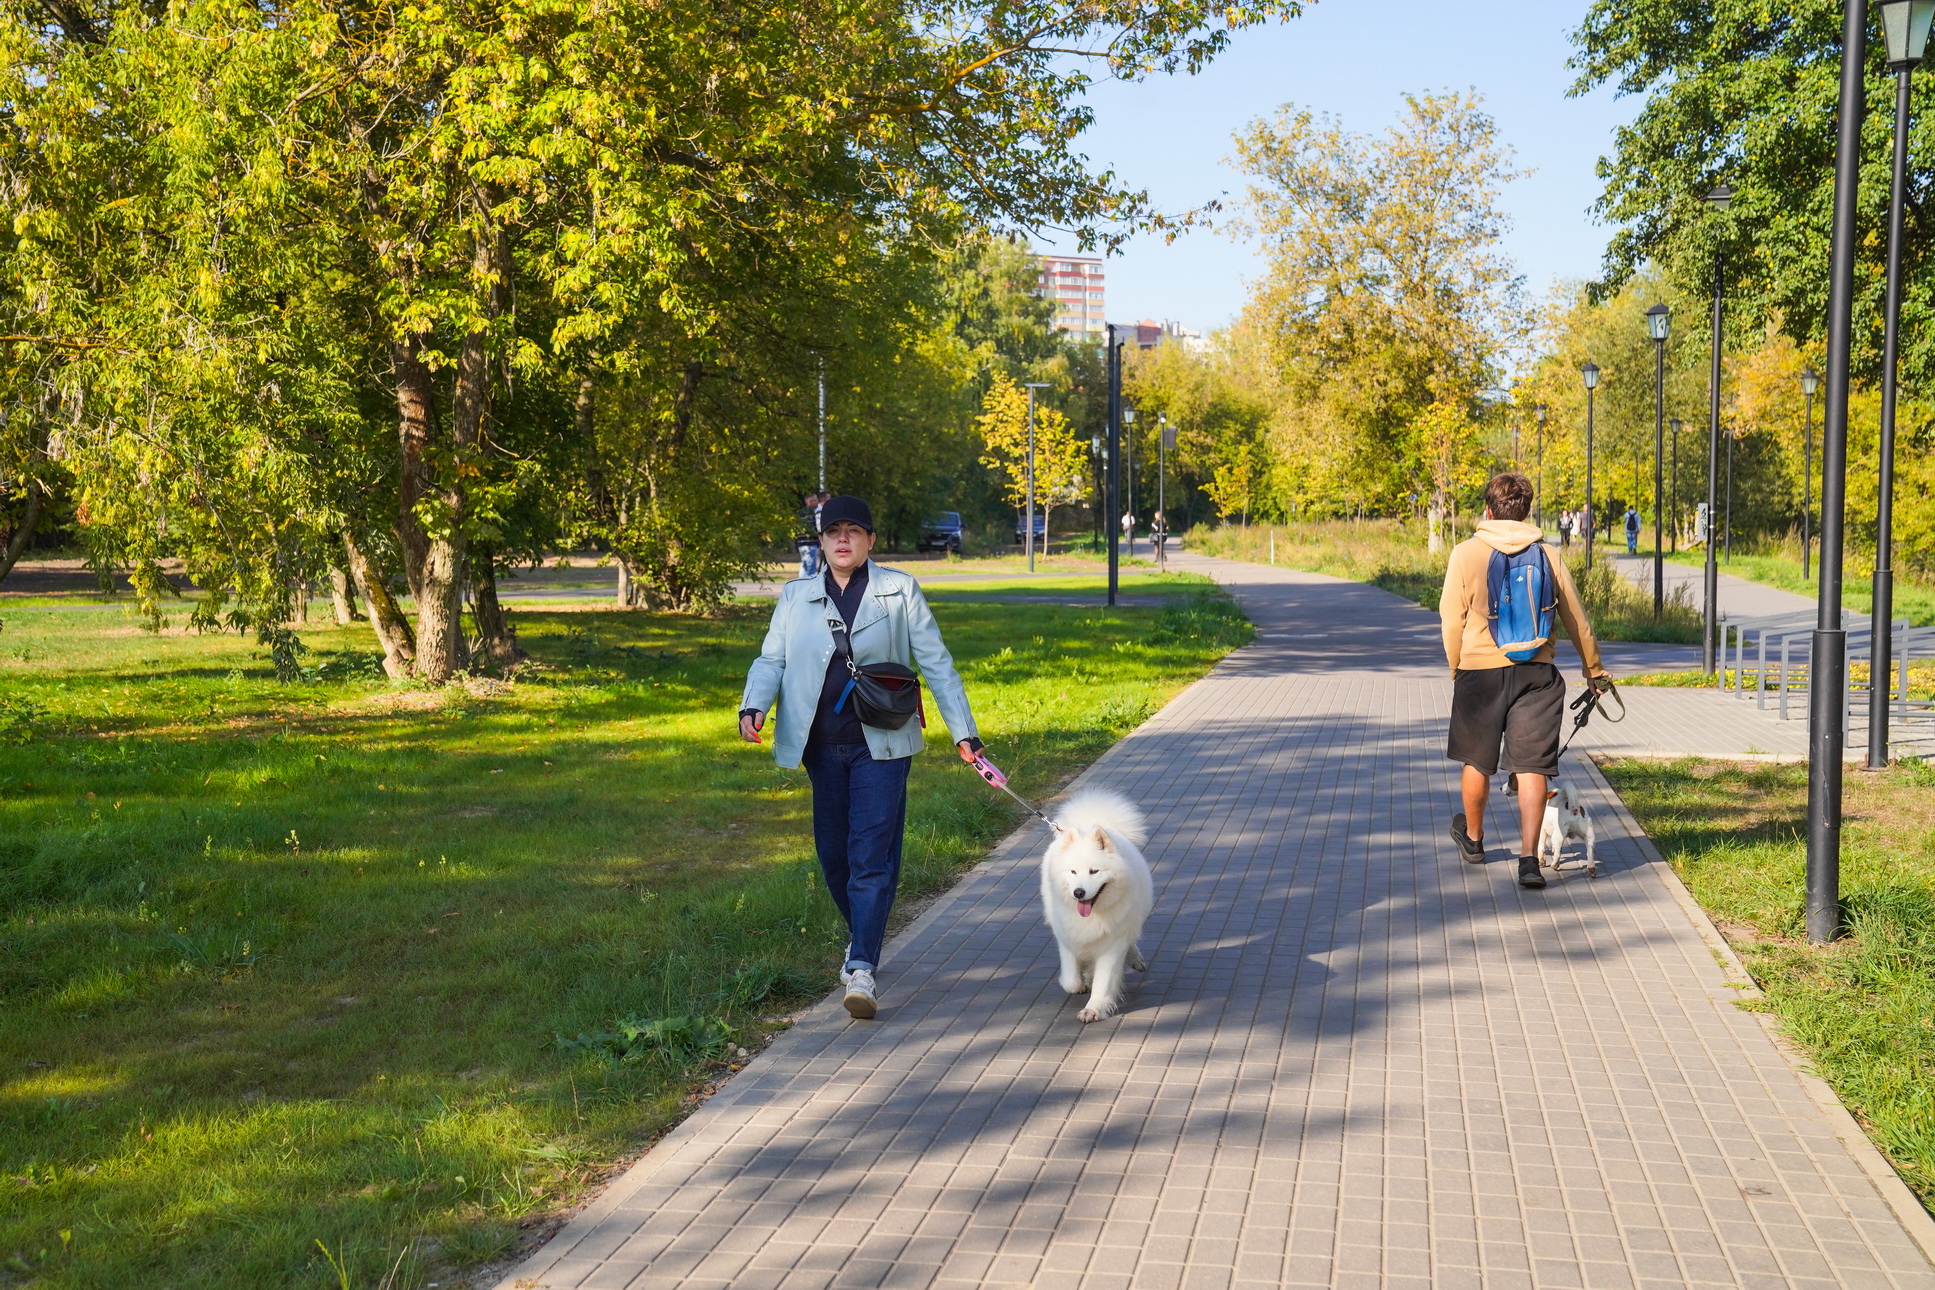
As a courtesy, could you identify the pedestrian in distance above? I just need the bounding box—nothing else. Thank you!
[1556,510,1573,548]
[739,495,984,1018]
[1120,510,1135,556]
[795,492,825,579]
[1442,472,1614,889]
[1623,507,1641,555]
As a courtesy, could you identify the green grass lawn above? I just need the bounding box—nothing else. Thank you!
[1190,520,1704,644]
[0,590,1248,1289]
[1604,757,1935,1204]
[1665,547,1935,627]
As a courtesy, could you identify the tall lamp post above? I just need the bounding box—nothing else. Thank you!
[1871,0,1934,769]
[1725,427,1736,563]
[1808,0,1871,945]
[1159,416,1176,572]
[1669,418,1683,553]
[1582,363,1600,572]
[1800,367,1819,579]
[1702,182,1734,675]
[1647,304,1670,618]
[1105,325,1124,607]
[1122,406,1137,558]
[1023,383,1049,572]
[1534,403,1548,524]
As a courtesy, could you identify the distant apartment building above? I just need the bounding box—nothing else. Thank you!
[1035,254,1105,336]
[1128,318,1207,351]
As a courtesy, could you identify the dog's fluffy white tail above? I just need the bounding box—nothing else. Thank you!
[1055,787,1148,848]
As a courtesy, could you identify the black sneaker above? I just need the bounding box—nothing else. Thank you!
[1518,855,1547,889]
[1450,813,1485,863]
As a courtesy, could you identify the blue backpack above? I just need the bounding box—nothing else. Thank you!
[1486,545,1556,662]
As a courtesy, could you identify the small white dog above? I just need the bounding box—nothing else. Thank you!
[1040,788,1153,1022]
[1505,773,1598,878]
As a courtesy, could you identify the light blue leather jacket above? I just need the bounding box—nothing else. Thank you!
[741,562,978,769]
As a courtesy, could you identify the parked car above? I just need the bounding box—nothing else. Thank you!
[1012,513,1048,547]
[918,512,964,554]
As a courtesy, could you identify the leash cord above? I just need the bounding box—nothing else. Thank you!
[969,753,1064,832]
[1558,681,1625,759]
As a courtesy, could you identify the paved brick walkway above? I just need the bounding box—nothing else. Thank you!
[499,556,1935,1290]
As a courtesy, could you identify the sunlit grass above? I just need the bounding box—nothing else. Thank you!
[0,593,1243,1288]
[1605,757,1935,1204]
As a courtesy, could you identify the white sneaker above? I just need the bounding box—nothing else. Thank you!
[843,969,878,1019]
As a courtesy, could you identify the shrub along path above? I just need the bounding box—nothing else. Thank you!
[501,553,1935,1289]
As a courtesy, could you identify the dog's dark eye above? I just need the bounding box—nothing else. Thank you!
[1088,869,1098,875]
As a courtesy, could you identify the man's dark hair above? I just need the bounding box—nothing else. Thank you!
[1483,472,1534,522]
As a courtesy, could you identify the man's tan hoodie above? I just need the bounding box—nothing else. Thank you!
[1441,519,1607,677]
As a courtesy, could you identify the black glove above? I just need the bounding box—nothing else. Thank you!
[957,736,985,760]
[1589,674,1615,695]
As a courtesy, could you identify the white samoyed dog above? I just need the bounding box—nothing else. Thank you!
[1040,788,1153,1022]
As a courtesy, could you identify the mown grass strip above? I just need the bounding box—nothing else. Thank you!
[0,587,1248,1288]
[1603,757,1935,1205]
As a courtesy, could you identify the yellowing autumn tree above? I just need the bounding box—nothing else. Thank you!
[1231,90,1524,515]
[977,372,1086,541]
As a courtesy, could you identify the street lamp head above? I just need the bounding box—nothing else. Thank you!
[1091,435,1103,455]
[1800,366,1821,397]
[1646,303,1671,342]
[1121,407,1135,425]
[1670,417,1684,432]
[1880,0,1935,68]
[1704,182,1735,210]
[1535,402,1547,424]
[1581,361,1601,390]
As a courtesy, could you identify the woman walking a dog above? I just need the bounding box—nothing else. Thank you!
[739,495,983,1019]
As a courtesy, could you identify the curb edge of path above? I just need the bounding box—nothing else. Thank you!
[491,613,1242,1290]
[1573,751,1935,1272]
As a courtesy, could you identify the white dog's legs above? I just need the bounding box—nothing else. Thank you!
[1058,944,1085,995]
[1128,944,1147,973]
[1080,945,1130,1022]
[1584,812,1598,878]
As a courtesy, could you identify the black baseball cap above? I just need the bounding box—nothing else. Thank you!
[818,495,874,533]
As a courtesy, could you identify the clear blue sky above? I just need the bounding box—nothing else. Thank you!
[1036,0,1641,332]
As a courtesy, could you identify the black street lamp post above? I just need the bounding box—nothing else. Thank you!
[1670,418,1683,554]
[1703,182,1733,675]
[1870,0,1934,769]
[1121,406,1136,559]
[1801,366,1819,579]
[1725,428,1736,563]
[1809,0,1871,945]
[1583,363,1600,572]
[1535,403,1548,524]
[1105,324,1123,607]
[1023,381,1049,572]
[1648,303,1671,618]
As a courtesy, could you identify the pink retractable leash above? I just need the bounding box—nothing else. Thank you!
[969,751,1064,833]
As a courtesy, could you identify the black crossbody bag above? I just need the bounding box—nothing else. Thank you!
[827,614,925,731]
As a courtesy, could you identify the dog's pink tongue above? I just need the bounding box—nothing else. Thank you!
[1076,900,1094,918]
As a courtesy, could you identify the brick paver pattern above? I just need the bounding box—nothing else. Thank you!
[500,555,1935,1290]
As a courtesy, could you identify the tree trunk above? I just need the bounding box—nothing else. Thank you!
[392,334,437,603]
[1427,489,1447,554]
[0,479,47,583]
[469,543,525,667]
[616,559,634,607]
[341,531,416,678]
[409,222,506,685]
[328,565,363,624]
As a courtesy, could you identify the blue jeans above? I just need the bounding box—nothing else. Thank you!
[802,740,911,972]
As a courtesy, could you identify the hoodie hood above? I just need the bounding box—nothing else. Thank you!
[1475,519,1544,555]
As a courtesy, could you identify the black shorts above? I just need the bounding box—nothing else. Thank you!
[1446,663,1564,778]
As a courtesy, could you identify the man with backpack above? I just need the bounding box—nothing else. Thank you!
[1442,472,1613,889]
[1623,506,1641,554]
